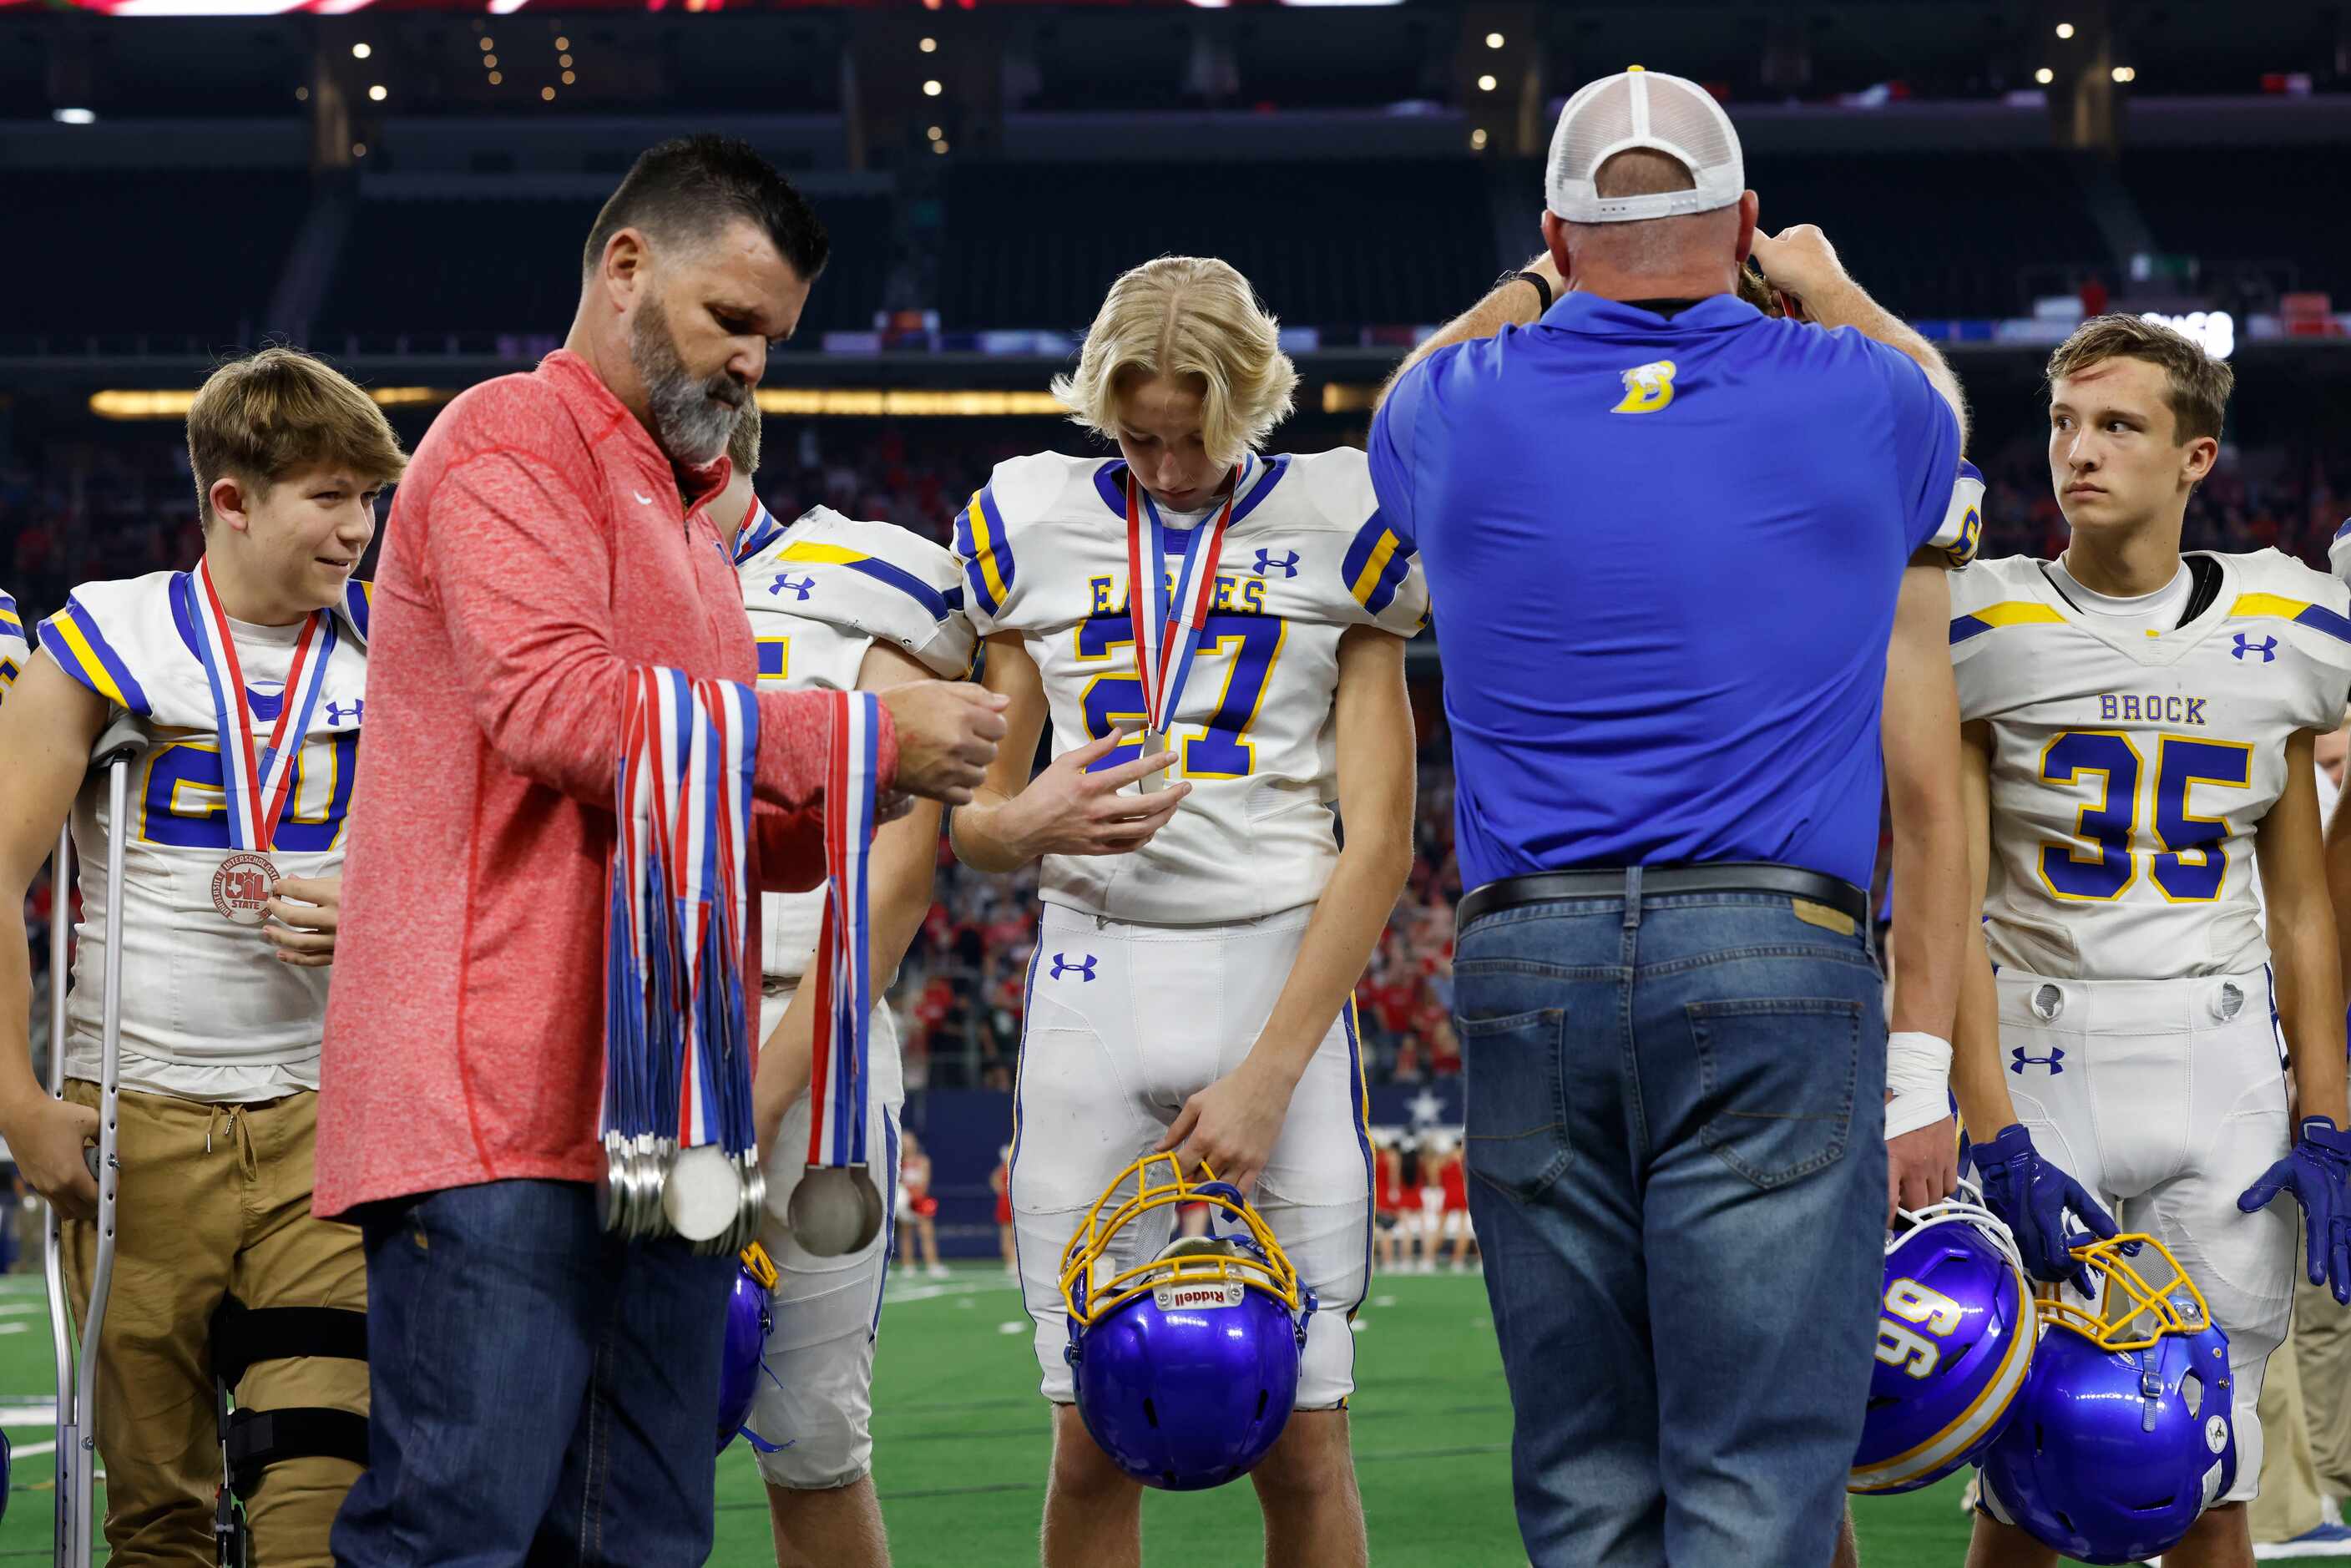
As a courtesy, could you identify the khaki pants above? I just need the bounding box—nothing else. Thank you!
[2298,1268,2351,1502]
[2253,1327,2327,1543]
[62,1083,367,1568]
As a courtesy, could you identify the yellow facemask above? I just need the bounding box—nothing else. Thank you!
[2037,1233,2213,1353]
[1058,1152,1305,1328]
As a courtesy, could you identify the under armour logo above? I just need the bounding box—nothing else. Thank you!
[325,699,364,727]
[769,574,815,601]
[1252,549,1300,579]
[2232,634,2278,663]
[2010,1045,2066,1075]
[1049,953,1098,983]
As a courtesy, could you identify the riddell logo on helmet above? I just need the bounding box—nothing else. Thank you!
[1154,1281,1246,1312]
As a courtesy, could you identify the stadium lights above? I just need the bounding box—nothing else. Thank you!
[558,53,571,67]
[488,71,503,83]
[541,86,556,100]
[927,124,943,139]
[2035,66,2054,84]
[933,139,950,154]
[479,36,493,50]
[562,71,575,84]
[351,41,371,58]
[2055,22,2075,38]
[554,35,570,50]
[485,54,498,68]
[755,389,1070,417]
[2111,65,2136,83]
[488,0,531,14]
[1470,128,1488,149]
[92,387,445,422]
[920,36,937,53]
[1477,73,1497,91]
[1486,32,1504,48]
[52,108,97,125]
[352,142,367,157]
[923,79,943,96]
[368,84,387,101]
[295,86,309,100]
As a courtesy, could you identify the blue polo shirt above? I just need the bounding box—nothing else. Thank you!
[1367,291,1960,893]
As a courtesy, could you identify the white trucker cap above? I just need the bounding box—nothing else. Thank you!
[1545,66,1745,224]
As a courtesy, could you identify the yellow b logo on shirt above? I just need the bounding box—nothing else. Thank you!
[1611,359,1677,415]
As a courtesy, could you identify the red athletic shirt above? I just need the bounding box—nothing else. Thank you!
[314,351,895,1218]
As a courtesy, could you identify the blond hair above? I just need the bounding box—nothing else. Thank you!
[188,347,407,529]
[2045,314,2234,445]
[1050,256,1299,468]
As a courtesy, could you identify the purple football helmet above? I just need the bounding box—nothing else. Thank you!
[1979,1233,2237,1566]
[717,1242,777,1455]
[1059,1154,1316,1492]
[1849,1183,2035,1495]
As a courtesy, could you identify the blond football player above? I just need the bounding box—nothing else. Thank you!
[951,256,1424,1567]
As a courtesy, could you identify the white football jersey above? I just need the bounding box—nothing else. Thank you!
[955,449,1428,925]
[38,572,372,1096]
[0,585,28,699]
[737,502,974,1029]
[1951,550,2351,979]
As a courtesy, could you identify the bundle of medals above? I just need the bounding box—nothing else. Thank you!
[600,668,766,1255]
[787,690,886,1257]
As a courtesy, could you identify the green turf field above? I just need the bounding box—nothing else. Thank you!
[0,1263,2335,1566]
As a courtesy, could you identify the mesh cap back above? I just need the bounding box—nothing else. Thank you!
[1545,68,1744,224]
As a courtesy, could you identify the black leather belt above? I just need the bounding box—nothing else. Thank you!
[1457,862,1870,931]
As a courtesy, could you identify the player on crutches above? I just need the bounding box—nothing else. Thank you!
[43,738,136,1567]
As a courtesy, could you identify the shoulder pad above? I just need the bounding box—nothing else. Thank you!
[951,453,1091,625]
[2330,519,2351,589]
[745,507,975,678]
[37,572,172,716]
[2218,550,2351,665]
[1274,448,1430,637]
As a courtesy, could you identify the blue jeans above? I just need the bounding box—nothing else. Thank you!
[331,1181,735,1567]
[1458,878,1886,1568]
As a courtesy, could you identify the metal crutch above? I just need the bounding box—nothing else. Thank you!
[45,732,139,1568]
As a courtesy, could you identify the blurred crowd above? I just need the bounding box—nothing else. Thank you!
[14,417,2351,1094]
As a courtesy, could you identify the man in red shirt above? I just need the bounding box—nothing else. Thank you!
[317,137,1005,1565]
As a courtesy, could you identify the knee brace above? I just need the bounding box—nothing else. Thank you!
[210,1295,370,1500]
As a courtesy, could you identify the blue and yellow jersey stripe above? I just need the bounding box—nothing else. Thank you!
[1342,510,1415,617]
[343,578,373,642]
[954,483,1015,618]
[0,592,20,635]
[38,595,150,714]
[776,540,958,624]
[1948,600,2065,645]
[2229,592,2351,644]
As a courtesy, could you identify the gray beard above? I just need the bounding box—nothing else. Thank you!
[631,300,741,468]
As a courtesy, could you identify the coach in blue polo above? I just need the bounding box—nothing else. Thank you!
[1368,69,1967,1568]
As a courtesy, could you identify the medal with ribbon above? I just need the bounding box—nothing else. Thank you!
[788,690,886,1257]
[602,667,765,1252]
[1123,464,1241,791]
[180,560,338,928]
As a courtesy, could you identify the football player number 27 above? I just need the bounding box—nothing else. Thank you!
[1877,1277,1964,1379]
[1076,614,1284,779]
[2038,731,2253,903]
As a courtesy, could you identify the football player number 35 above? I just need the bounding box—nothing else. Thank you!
[1075,615,1284,779]
[2039,731,2253,903]
[1877,1277,1964,1379]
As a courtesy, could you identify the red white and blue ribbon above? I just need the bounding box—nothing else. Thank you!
[604,669,761,1199]
[806,690,882,1170]
[1124,465,1241,742]
[182,559,336,852]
